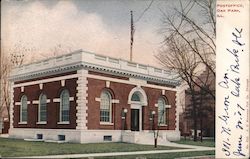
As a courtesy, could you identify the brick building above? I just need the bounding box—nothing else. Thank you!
[9,50,181,143]
[179,69,215,138]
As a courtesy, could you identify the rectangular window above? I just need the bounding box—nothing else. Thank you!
[158,98,166,125]
[158,106,166,124]
[40,103,47,122]
[62,110,69,122]
[22,111,27,122]
[58,135,65,141]
[36,134,43,139]
[100,110,110,122]
[103,135,112,141]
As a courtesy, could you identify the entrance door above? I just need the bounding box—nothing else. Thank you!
[131,109,139,131]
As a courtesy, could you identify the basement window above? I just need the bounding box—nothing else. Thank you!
[36,134,43,139]
[103,135,112,141]
[58,135,66,141]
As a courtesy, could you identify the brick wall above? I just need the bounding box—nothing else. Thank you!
[87,76,176,130]
[13,73,77,129]
[13,70,177,131]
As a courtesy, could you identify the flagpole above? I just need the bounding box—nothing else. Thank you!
[130,10,134,62]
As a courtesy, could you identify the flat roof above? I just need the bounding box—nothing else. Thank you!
[10,49,181,86]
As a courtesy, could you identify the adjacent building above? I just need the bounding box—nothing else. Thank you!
[179,69,215,138]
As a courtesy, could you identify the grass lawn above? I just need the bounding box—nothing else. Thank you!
[93,150,215,159]
[0,138,183,157]
[174,138,215,147]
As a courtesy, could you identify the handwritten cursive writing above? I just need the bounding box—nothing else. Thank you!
[218,28,246,157]
[233,135,246,157]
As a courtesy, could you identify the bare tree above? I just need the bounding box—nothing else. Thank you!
[158,0,215,99]
[0,42,72,122]
[0,57,12,121]
[156,0,215,141]
[0,42,31,121]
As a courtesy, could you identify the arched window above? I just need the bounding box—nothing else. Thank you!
[60,89,70,122]
[128,87,148,106]
[131,92,141,102]
[158,98,166,125]
[20,95,28,122]
[100,91,112,122]
[39,94,47,122]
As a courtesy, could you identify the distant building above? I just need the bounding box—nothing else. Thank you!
[179,69,215,137]
[9,50,181,143]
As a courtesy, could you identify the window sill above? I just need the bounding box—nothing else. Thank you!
[159,124,168,127]
[18,121,27,124]
[100,122,114,125]
[36,121,47,124]
[57,121,70,125]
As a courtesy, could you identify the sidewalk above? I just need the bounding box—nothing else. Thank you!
[175,155,215,159]
[10,143,214,159]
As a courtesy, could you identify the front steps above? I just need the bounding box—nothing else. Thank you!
[121,131,170,145]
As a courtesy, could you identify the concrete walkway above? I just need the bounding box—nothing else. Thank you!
[10,143,215,159]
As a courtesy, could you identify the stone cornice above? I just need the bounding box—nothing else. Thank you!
[10,62,180,86]
[10,50,181,86]
[82,63,180,86]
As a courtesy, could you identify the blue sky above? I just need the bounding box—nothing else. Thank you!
[1,0,188,66]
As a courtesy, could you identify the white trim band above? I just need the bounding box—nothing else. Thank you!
[53,98,60,103]
[95,98,101,102]
[15,102,21,106]
[13,74,79,88]
[111,99,119,104]
[32,100,39,104]
[57,121,70,124]
[69,97,74,101]
[100,122,114,125]
[18,121,27,124]
[165,104,171,108]
[36,121,47,125]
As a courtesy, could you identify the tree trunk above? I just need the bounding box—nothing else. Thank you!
[200,117,203,142]
[154,138,157,148]
[191,93,198,141]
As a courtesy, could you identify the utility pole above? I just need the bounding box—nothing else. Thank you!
[130,10,135,62]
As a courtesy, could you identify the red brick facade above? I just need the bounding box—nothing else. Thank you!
[13,73,78,129]
[87,76,176,131]
[13,71,176,131]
